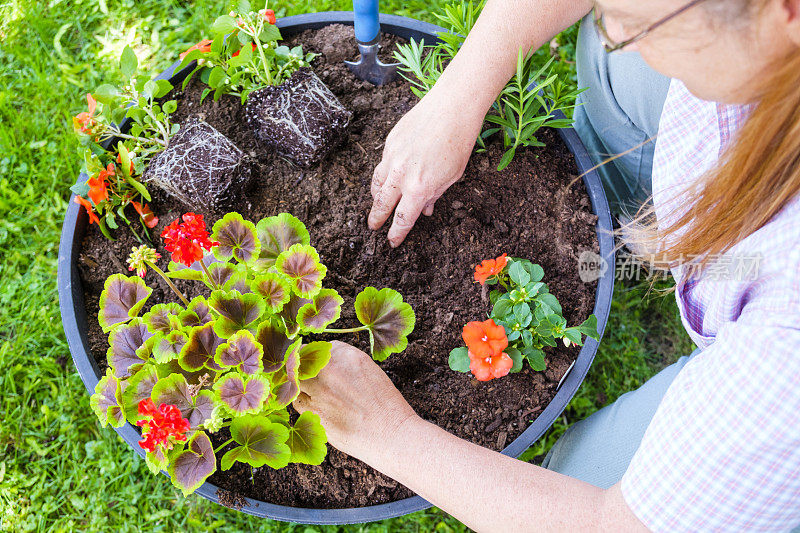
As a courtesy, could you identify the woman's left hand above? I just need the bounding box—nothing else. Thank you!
[292,340,418,461]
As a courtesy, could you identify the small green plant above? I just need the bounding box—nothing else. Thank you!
[449,253,599,381]
[394,0,582,170]
[91,211,415,495]
[176,1,316,103]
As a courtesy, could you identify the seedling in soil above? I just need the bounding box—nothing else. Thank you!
[394,0,582,170]
[449,253,599,381]
[90,211,415,495]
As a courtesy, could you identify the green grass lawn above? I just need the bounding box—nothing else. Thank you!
[0,0,693,530]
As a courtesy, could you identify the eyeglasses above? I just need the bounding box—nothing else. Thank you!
[594,0,710,52]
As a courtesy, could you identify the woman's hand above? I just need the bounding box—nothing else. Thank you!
[368,88,485,248]
[292,340,418,461]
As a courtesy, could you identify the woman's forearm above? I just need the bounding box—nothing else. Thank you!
[431,0,593,115]
[357,415,642,532]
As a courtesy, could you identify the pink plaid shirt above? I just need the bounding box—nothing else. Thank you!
[620,80,800,531]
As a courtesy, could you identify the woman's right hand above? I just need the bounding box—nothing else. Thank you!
[368,87,485,248]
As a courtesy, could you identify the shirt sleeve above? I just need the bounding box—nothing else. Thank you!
[620,319,800,531]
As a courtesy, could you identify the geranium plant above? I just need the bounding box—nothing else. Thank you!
[449,253,599,381]
[90,211,415,495]
[177,1,316,103]
[394,0,581,170]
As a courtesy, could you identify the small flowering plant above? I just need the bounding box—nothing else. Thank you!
[449,254,599,381]
[90,211,415,495]
[177,1,316,103]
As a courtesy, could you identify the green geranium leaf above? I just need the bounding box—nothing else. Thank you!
[354,287,416,362]
[249,272,291,313]
[151,373,215,429]
[208,290,265,339]
[151,330,189,364]
[178,322,224,372]
[99,274,152,332]
[214,372,270,416]
[214,330,263,375]
[255,213,310,269]
[275,244,327,298]
[90,369,125,428]
[523,347,546,371]
[508,261,530,286]
[256,319,294,373]
[297,341,332,380]
[297,289,343,334]
[142,303,183,335]
[536,292,563,316]
[144,446,169,475]
[522,262,545,283]
[107,319,153,379]
[220,416,290,471]
[177,296,213,330]
[492,296,513,318]
[167,255,217,281]
[169,431,216,496]
[506,347,524,373]
[270,340,301,407]
[277,293,312,337]
[212,212,261,264]
[206,262,238,290]
[287,411,327,465]
[121,363,162,421]
[448,346,471,373]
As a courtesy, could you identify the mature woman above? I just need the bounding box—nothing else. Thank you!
[293,0,800,530]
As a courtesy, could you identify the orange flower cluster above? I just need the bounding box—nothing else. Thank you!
[180,39,213,60]
[474,253,508,285]
[462,319,512,381]
[136,399,190,453]
[260,8,276,24]
[72,94,97,134]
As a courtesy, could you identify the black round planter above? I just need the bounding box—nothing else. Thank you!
[58,11,615,525]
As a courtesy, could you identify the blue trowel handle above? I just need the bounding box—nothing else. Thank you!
[353,0,380,44]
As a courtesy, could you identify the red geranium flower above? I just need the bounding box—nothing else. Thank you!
[469,350,513,381]
[136,399,190,453]
[131,201,159,229]
[260,8,276,24]
[179,39,213,60]
[74,195,99,225]
[462,319,508,359]
[73,93,97,134]
[474,253,508,285]
[161,212,218,267]
[232,43,258,57]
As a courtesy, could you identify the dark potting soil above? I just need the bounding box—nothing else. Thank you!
[77,24,599,509]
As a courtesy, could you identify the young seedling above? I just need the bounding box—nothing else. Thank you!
[449,253,599,381]
[90,211,415,495]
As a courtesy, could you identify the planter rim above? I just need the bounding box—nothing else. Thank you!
[58,11,615,525]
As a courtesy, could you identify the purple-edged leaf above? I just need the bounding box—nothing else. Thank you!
[107,319,154,379]
[168,431,216,496]
[167,254,218,281]
[275,244,327,298]
[270,340,301,408]
[208,290,265,339]
[249,273,291,313]
[297,341,332,380]
[212,212,260,264]
[214,372,269,415]
[206,262,238,290]
[255,213,310,269]
[151,330,189,364]
[177,296,213,329]
[90,369,125,428]
[277,293,312,337]
[355,287,416,362]
[297,289,343,334]
[151,373,214,429]
[287,411,327,465]
[220,415,290,471]
[142,303,183,335]
[178,322,224,372]
[255,319,294,373]
[99,274,152,332]
[214,330,263,375]
[145,446,169,474]
[121,363,162,421]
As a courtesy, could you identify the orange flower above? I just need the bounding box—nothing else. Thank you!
[131,201,159,229]
[474,253,508,285]
[74,195,99,225]
[73,93,97,134]
[179,39,213,60]
[260,8,276,24]
[232,43,258,57]
[462,319,508,359]
[87,162,114,204]
[468,350,513,381]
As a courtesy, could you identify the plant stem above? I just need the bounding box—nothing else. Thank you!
[322,325,369,334]
[214,437,234,454]
[146,261,191,306]
[252,29,274,86]
[199,259,219,291]
[103,129,167,147]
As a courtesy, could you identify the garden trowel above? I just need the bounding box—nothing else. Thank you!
[345,0,400,85]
